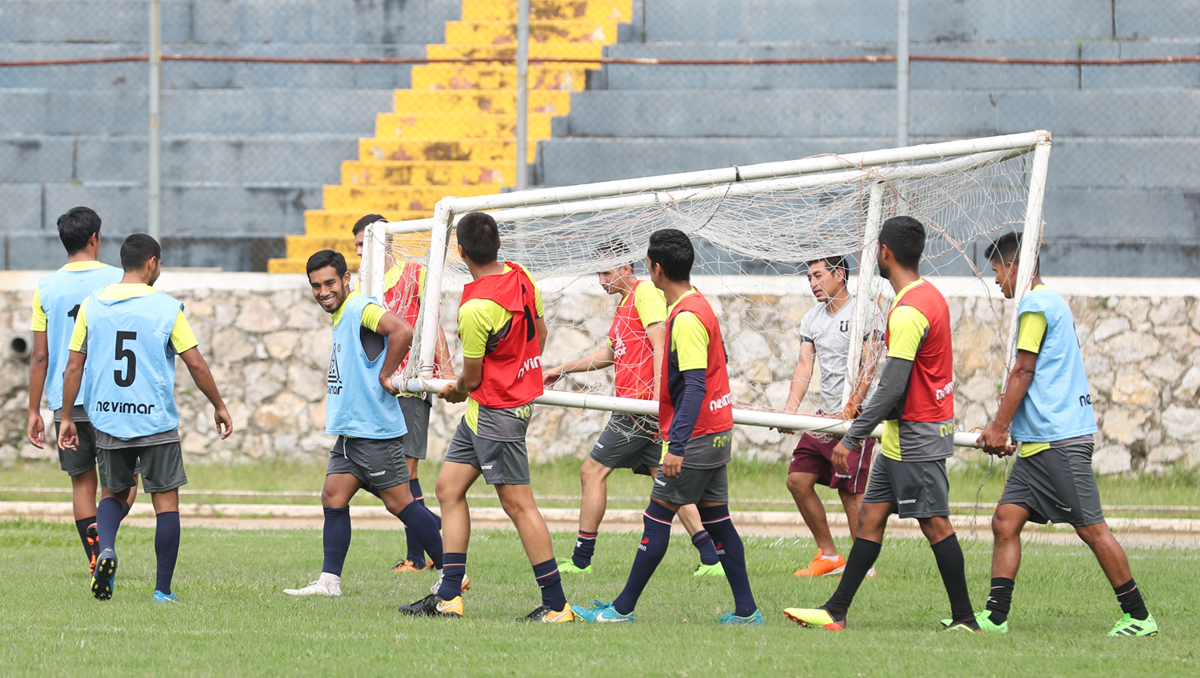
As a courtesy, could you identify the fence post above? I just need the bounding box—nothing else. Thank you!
[515,0,530,190]
[896,0,910,147]
[148,0,162,240]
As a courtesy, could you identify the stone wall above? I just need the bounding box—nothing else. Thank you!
[2,272,1197,474]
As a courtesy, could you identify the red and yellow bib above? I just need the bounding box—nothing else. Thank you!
[608,280,658,400]
[659,290,734,438]
[459,262,544,408]
[884,279,955,422]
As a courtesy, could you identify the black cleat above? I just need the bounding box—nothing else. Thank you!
[92,548,117,601]
[399,594,463,618]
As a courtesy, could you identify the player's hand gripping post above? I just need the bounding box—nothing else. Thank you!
[371,311,414,397]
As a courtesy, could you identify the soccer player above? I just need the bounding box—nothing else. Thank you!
[542,243,723,577]
[26,207,134,575]
[574,229,762,625]
[352,214,455,573]
[784,216,979,632]
[284,250,445,597]
[782,256,882,578]
[973,232,1157,637]
[398,212,573,622]
[58,234,233,603]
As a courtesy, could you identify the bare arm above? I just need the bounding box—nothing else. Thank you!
[179,347,233,439]
[645,320,665,402]
[842,336,885,419]
[784,341,816,413]
[978,350,1037,455]
[435,325,456,378]
[374,311,415,396]
[543,343,615,386]
[57,350,86,450]
[26,331,49,448]
[535,315,547,355]
[440,356,482,403]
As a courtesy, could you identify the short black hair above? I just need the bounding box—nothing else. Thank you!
[306,249,348,278]
[57,206,102,255]
[120,233,161,271]
[595,238,633,269]
[878,216,925,269]
[646,229,694,282]
[806,255,848,279]
[352,214,386,237]
[456,212,500,264]
[985,231,1021,265]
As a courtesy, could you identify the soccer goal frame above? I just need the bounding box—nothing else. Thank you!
[362,130,1053,447]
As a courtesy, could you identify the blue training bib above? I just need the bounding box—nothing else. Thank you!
[37,265,124,411]
[325,294,407,439]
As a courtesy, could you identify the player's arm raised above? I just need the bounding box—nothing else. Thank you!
[26,331,49,448]
[179,347,233,439]
[373,310,414,396]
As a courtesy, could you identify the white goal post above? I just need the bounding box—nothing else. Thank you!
[364,131,1053,448]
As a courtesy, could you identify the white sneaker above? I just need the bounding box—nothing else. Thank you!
[284,573,341,596]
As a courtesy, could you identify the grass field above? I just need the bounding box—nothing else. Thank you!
[1,519,1196,677]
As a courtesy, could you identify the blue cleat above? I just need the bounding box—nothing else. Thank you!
[718,609,764,626]
[92,549,117,601]
[152,590,180,604]
[571,600,634,623]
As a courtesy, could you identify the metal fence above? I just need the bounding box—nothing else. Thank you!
[2,0,1197,275]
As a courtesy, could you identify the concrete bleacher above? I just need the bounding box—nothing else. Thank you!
[538,0,1200,276]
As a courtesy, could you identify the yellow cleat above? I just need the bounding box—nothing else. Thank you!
[521,603,575,623]
[784,607,846,630]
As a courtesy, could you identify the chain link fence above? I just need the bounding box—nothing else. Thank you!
[2,0,1197,275]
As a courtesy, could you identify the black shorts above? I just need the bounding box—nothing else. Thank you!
[55,419,98,477]
[1000,443,1105,528]
[399,396,432,461]
[443,417,531,486]
[862,455,950,519]
[651,465,729,505]
[327,436,411,492]
[99,443,185,494]
[589,414,660,476]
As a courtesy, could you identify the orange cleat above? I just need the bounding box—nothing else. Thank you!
[793,549,846,577]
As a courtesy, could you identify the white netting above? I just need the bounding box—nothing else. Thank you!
[370,136,1046,452]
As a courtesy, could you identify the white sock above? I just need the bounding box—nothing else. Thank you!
[821,553,840,561]
[318,572,341,585]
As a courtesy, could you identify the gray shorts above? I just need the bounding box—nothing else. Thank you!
[1000,442,1105,528]
[99,442,186,494]
[399,396,432,460]
[327,436,411,492]
[590,414,660,476]
[863,455,950,519]
[651,465,729,505]
[55,419,98,477]
[444,417,531,486]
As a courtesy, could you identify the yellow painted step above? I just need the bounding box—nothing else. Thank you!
[375,113,552,140]
[444,20,620,46]
[324,184,499,212]
[412,63,589,91]
[304,209,432,236]
[462,0,632,22]
[393,89,572,116]
[286,235,355,260]
[342,160,512,187]
[427,42,603,64]
[360,138,516,163]
[269,254,362,275]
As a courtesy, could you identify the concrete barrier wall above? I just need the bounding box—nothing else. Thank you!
[1,272,1196,475]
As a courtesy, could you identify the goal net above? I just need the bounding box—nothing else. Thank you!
[362,131,1051,455]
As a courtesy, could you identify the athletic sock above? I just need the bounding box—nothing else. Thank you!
[96,497,125,553]
[985,577,1015,625]
[699,505,757,617]
[931,534,975,622]
[690,529,720,566]
[410,479,441,529]
[74,517,96,564]
[532,558,568,610]
[154,511,180,595]
[438,552,467,600]
[397,502,443,570]
[824,538,883,614]
[321,507,352,577]
[1114,578,1149,621]
[120,499,132,519]
[612,501,676,616]
[571,531,597,569]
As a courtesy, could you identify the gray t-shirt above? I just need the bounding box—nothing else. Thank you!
[799,296,880,413]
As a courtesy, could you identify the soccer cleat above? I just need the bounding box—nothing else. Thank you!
[520,604,575,623]
[283,577,341,597]
[718,609,764,626]
[152,590,180,604]
[556,557,593,574]
[941,611,1007,634]
[1108,613,1158,637]
[92,549,117,601]
[399,594,463,618]
[694,561,726,578]
[428,573,471,595]
[939,619,982,634]
[572,600,634,623]
[391,559,433,573]
[783,607,845,630]
[794,549,846,578]
[86,523,99,576]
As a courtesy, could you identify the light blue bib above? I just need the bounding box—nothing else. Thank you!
[82,289,182,440]
[37,265,124,411]
[325,294,407,439]
[1010,288,1098,443]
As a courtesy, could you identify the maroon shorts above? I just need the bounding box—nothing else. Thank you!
[787,432,875,494]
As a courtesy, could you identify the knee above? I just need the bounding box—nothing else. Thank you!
[785,473,812,495]
[1075,523,1107,546]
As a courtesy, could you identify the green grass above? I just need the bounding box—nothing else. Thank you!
[3,459,1198,517]
[0,520,1195,677]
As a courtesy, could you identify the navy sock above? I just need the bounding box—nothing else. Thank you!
[572,531,597,569]
[405,480,427,565]
[533,558,568,610]
[155,511,180,595]
[74,517,96,564]
[321,507,351,577]
[612,501,676,616]
[398,502,443,570]
[825,538,883,616]
[96,497,124,553]
[120,499,131,519]
[1115,579,1149,621]
[410,479,441,528]
[986,577,1015,625]
[690,529,720,566]
[931,534,974,623]
[438,552,467,600]
[699,505,757,617]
